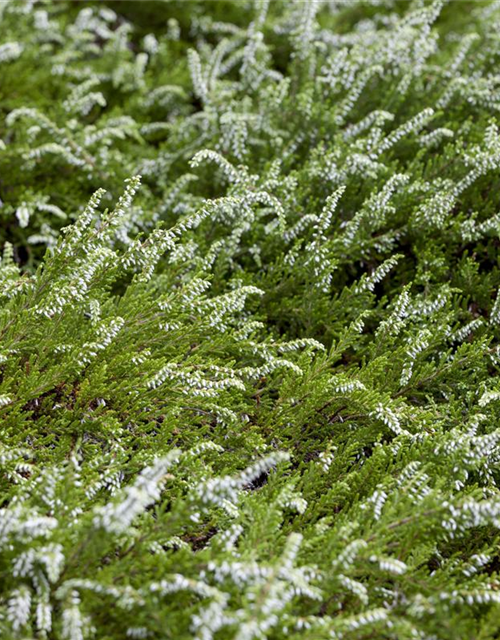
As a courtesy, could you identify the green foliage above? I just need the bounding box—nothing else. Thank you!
[1,0,500,639]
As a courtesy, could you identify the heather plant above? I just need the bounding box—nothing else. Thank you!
[1,1,500,639]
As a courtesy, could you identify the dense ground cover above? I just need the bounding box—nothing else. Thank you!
[1,0,500,638]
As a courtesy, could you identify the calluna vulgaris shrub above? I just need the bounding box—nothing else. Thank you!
[1,0,500,638]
